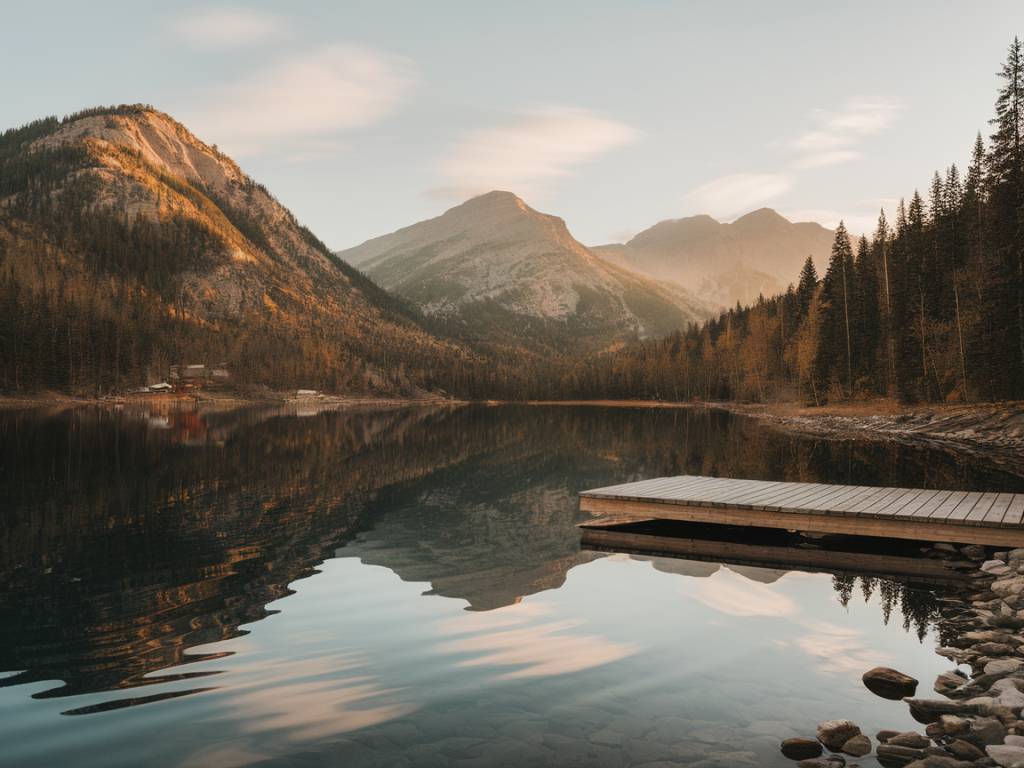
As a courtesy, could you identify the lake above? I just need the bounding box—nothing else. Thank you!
[3,403,1023,768]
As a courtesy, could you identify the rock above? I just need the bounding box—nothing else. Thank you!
[962,544,989,560]
[876,743,926,767]
[877,729,900,743]
[936,670,969,696]
[797,758,845,768]
[1007,548,1024,562]
[817,720,862,751]
[966,716,1008,746]
[986,658,1024,676]
[977,642,1018,655]
[906,699,986,724]
[904,757,974,767]
[888,732,930,749]
[937,715,971,736]
[965,630,1017,644]
[986,559,1014,572]
[988,744,1024,767]
[781,738,824,760]
[992,576,1024,597]
[863,667,919,700]
[842,734,871,757]
[904,757,975,768]
[945,739,985,760]
[1008,735,1024,746]
[993,679,1024,709]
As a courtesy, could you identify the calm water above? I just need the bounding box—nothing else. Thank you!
[3,404,1024,768]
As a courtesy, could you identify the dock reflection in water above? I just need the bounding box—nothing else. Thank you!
[1,404,1023,767]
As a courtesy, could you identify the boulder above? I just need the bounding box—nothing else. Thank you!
[876,729,900,743]
[817,720,861,751]
[964,716,1008,746]
[863,667,919,700]
[841,734,871,757]
[992,576,1024,597]
[876,743,926,767]
[988,744,1024,767]
[944,739,984,760]
[986,658,1024,676]
[887,732,930,749]
[781,737,823,760]
[976,642,1017,655]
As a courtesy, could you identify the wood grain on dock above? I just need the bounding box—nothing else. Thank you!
[579,476,1024,547]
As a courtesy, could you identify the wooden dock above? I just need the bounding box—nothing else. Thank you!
[579,475,1024,547]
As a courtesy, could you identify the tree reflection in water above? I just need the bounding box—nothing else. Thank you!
[1,403,1021,713]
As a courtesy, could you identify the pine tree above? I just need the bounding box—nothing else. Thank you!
[854,234,881,391]
[796,255,819,322]
[873,209,896,394]
[988,36,1024,394]
[815,223,854,399]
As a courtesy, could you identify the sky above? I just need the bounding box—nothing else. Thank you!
[3,2,1023,248]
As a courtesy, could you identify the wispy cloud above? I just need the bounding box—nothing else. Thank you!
[792,97,903,169]
[188,45,414,157]
[431,106,638,200]
[683,173,792,219]
[171,6,292,49]
[681,96,903,226]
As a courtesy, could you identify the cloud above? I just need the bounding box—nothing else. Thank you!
[171,6,291,48]
[432,106,638,200]
[188,45,414,156]
[683,173,792,219]
[795,149,862,169]
[434,602,636,680]
[796,621,893,676]
[680,567,799,618]
[792,97,903,169]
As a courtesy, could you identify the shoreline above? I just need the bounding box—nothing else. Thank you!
[783,544,1024,767]
[3,393,1022,472]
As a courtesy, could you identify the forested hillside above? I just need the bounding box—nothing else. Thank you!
[0,106,484,395]
[561,39,1024,404]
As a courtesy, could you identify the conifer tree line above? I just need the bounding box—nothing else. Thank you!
[561,39,1024,404]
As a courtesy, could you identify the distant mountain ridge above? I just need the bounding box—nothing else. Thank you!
[594,208,835,308]
[337,191,711,353]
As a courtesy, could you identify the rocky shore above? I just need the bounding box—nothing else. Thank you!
[781,544,1024,767]
[725,402,1024,474]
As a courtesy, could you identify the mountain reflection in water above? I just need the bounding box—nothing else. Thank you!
[2,403,1023,767]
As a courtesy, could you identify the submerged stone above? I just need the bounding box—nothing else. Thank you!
[781,737,823,760]
[841,733,871,757]
[816,720,861,751]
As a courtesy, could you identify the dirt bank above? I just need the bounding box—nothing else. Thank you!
[721,400,1024,474]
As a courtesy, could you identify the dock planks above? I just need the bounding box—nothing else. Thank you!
[579,475,1024,547]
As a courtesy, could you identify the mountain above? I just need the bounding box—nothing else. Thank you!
[594,208,835,309]
[0,105,477,394]
[337,191,711,353]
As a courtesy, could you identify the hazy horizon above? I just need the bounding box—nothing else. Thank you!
[4,1,1022,248]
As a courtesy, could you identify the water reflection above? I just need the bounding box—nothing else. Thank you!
[0,403,1022,759]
